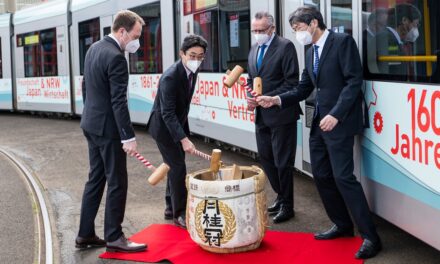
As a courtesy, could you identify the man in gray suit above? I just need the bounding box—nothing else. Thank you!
[246,11,301,223]
[77,10,146,253]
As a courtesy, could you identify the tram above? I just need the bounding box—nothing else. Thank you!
[0,0,439,251]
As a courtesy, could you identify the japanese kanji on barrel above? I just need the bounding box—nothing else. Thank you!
[186,165,267,253]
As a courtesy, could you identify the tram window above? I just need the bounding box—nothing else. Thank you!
[362,0,440,83]
[194,11,219,72]
[103,27,111,36]
[194,0,250,72]
[79,18,100,75]
[21,28,57,77]
[219,1,250,72]
[331,0,352,35]
[129,2,162,74]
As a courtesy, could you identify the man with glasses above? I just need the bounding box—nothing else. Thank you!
[257,6,381,259]
[246,11,301,223]
[147,34,208,229]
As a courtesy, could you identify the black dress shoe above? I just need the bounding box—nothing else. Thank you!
[272,205,294,223]
[314,225,354,240]
[267,199,282,213]
[164,209,173,220]
[106,234,147,253]
[75,235,106,249]
[174,215,187,229]
[355,239,382,259]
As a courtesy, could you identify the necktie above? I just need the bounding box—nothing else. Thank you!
[313,45,320,77]
[188,72,193,88]
[188,72,194,100]
[313,45,320,119]
[256,44,267,71]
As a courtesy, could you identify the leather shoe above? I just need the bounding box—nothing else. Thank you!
[164,209,173,220]
[314,225,354,240]
[75,235,106,249]
[267,199,282,213]
[106,234,147,253]
[272,205,294,223]
[355,239,382,259]
[174,215,187,229]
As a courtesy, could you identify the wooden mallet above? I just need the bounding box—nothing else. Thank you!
[134,152,170,186]
[224,65,245,88]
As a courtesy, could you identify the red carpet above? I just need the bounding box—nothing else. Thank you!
[100,224,363,264]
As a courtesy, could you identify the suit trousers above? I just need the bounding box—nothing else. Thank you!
[309,121,379,242]
[156,139,187,218]
[78,131,128,242]
[256,123,297,207]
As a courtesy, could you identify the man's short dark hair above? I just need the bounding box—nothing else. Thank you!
[180,34,208,53]
[112,10,145,33]
[288,6,326,30]
[389,3,421,26]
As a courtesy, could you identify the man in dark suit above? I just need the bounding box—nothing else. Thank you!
[147,35,208,229]
[246,11,301,223]
[257,7,381,259]
[77,10,146,253]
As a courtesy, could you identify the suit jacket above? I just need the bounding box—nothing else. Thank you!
[247,35,301,128]
[280,31,366,137]
[80,36,134,140]
[147,60,197,143]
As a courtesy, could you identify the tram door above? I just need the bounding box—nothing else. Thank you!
[325,0,364,179]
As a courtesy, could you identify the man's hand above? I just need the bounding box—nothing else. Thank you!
[319,115,339,132]
[123,141,137,156]
[181,137,195,154]
[256,96,279,108]
[247,97,257,111]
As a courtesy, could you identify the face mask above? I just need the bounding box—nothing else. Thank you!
[405,27,419,43]
[254,33,270,46]
[125,39,140,53]
[296,30,313,46]
[123,31,140,53]
[186,60,202,73]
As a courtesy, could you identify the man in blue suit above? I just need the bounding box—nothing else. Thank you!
[257,7,381,259]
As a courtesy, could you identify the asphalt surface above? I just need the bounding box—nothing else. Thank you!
[0,152,35,264]
[0,112,440,264]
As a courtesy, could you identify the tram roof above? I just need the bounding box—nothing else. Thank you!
[0,13,11,28]
[71,0,110,12]
[13,0,68,25]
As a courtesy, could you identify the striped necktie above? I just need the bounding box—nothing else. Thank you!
[313,45,320,77]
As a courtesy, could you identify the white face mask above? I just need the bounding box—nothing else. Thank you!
[254,33,270,46]
[405,27,419,43]
[296,30,313,46]
[125,39,140,53]
[123,31,140,53]
[186,60,202,73]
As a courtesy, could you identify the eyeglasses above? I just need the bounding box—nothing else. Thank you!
[251,25,272,34]
[291,24,310,33]
[186,52,205,61]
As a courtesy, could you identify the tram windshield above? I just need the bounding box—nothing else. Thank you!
[363,0,440,83]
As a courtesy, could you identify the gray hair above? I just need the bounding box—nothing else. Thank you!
[254,11,275,27]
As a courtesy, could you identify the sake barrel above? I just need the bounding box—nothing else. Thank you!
[186,165,267,253]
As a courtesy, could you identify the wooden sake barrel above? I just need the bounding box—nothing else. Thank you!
[186,165,267,253]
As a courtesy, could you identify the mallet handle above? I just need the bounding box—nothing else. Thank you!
[134,152,156,171]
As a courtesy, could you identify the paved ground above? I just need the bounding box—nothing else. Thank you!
[1,112,440,264]
[0,152,35,264]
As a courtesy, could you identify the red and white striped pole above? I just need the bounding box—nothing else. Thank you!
[133,152,170,186]
[135,152,156,170]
